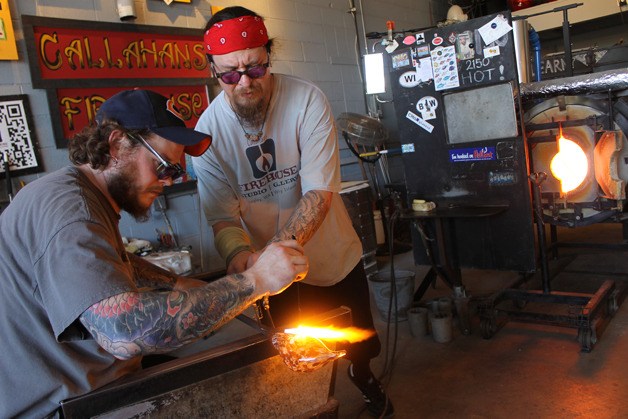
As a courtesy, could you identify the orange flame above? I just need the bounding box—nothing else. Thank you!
[283,325,375,343]
[550,125,588,193]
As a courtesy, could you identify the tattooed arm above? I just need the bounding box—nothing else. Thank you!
[272,189,332,246]
[239,190,331,272]
[79,241,308,360]
[79,273,256,359]
[128,252,205,291]
[215,190,331,274]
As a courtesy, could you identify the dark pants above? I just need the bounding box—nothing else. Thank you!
[265,261,381,373]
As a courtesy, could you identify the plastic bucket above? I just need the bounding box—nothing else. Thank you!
[407,307,428,337]
[430,313,453,343]
[368,270,415,322]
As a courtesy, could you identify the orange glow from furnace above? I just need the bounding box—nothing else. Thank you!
[284,326,375,343]
[550,130,588,193]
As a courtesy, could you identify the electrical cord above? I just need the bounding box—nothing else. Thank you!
[378,208,401,386]
[414,220,440,279]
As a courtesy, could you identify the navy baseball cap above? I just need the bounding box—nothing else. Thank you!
[95,89,211,156]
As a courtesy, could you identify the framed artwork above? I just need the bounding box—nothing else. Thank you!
[0,95,42,178]
[0,0,18,60]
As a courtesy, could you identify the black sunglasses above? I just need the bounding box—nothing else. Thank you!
[133,134,187,181]
[212,61,270,85]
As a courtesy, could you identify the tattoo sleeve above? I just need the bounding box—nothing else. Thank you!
[79,273,259,360]
[127,252,178,290]
[271,190,332,245]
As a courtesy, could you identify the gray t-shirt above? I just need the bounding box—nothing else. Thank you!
[0,166,140,418]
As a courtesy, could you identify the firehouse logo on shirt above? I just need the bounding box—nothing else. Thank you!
[239,139,300,200]
[246,139,276,178]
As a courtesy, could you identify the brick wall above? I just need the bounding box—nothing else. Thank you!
[0,0,437,273]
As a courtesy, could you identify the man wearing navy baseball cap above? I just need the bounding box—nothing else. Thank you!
[0,89,308,418]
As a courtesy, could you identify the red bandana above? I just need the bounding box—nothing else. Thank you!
[204,15,269,55]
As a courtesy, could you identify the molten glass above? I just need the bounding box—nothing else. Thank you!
[272,332,346,373]
[271,326,374,372]
[550,130,588,194]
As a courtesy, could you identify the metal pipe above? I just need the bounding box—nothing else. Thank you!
[512,19,532,84]
[561,8,573,77]
[520,68,628,100]
[514,3,583,81]
[528,26,542,82]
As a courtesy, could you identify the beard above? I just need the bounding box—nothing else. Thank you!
[231,85,266,126]
[106,163,152,222]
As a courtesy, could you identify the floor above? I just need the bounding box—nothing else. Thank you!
[332,222,628,419]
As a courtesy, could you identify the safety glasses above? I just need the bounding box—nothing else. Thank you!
[132,134,186,181]
[212,61,270,85]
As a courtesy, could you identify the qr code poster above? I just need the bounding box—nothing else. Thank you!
[0,95,42,178]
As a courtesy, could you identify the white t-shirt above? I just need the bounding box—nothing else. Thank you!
[193,74,362,286]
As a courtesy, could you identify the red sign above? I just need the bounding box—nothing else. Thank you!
[31,24,207,81]
[22,16,208,90]
[55,85,209,140]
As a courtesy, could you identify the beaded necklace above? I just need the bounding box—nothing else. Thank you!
[230,90,273,145]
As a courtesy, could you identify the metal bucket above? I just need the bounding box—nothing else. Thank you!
[368,270,415,322]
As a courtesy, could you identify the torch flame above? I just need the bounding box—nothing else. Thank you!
[284,325,375,343]
[549,127,588,194]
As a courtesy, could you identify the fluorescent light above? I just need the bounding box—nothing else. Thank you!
[364,53,386,95]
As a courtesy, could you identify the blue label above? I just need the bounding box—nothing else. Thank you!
[449,146,496,162]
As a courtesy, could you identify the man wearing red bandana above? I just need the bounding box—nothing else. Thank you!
[193,6,394,418]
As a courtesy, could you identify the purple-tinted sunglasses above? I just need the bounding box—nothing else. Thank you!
[212,61,270,85]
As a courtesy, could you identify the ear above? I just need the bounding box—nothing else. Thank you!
[107,129,127,163]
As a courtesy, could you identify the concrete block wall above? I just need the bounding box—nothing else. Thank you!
[1,0,440,273]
